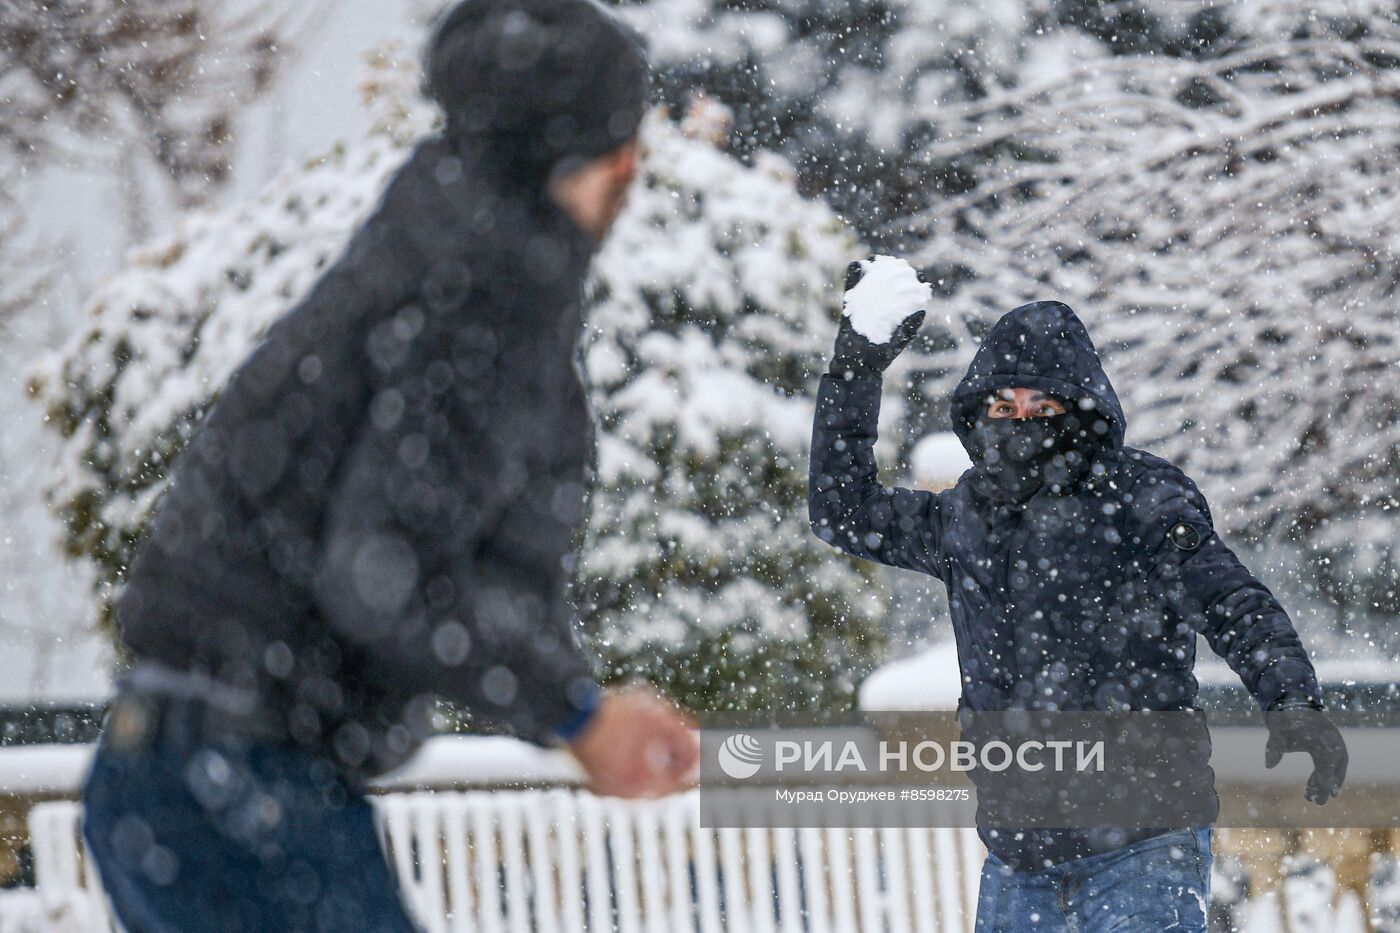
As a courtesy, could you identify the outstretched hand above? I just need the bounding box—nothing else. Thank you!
[567,683,698,799]
[1264,707,1348,805]
[829,259,927,378]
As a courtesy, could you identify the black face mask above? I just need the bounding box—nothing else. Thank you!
[967,413,1087,501]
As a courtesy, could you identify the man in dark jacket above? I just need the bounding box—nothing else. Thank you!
[810,268,1347,931]
[81,1,696,929]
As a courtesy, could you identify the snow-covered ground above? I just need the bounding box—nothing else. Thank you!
[860,636,1400,713]
[0,734,581,797]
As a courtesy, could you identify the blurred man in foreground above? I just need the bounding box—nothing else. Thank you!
[82,1,695,929]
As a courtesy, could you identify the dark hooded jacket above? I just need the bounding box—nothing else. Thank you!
[810,300,1321,867]
[114,0,648,776]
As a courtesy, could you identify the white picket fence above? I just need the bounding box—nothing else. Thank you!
[28,788,984,932]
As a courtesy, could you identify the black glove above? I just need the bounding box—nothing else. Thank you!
[1264,702,1347,805]
[828,260,926,378]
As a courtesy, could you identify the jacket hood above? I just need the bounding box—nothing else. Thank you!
[951,300,1125,452]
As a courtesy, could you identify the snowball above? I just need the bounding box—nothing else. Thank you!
[841,255,932,344]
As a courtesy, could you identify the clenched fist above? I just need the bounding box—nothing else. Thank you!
[567,684,698,798]
[1264,704,1347,805]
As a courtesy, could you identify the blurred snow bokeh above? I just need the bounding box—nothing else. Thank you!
[7,0,1400,706]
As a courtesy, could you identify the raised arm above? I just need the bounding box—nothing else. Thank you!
[810,375,943,575]
[808,259,943,576]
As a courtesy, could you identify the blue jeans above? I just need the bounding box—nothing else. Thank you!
[974,828,1212,932]
[81,699,417,933]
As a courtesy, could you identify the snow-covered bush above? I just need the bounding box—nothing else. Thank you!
[29,52,885,713]
[579,118,882,713]
[901,18,1400,629]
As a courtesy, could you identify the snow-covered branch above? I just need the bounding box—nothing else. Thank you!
[899,27,1400,618]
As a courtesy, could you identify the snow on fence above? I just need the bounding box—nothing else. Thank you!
[18,736,983,933]
[27,793,983,933]
[16,736,1400,931]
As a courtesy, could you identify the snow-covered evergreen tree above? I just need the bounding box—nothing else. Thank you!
[579,123,881,713]
[29,49,885,712]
